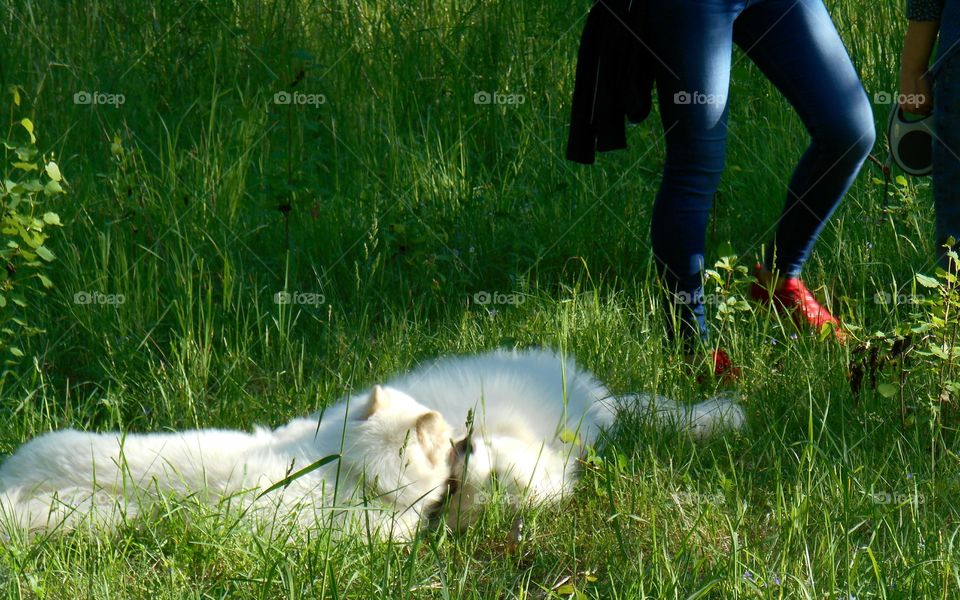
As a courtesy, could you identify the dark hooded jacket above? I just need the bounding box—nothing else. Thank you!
[565,0,655,164]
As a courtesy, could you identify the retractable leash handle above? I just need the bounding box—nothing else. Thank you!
[887,104,934,177]
[873,104,934,210]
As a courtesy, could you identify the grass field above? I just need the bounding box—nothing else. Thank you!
[1,0,959,597]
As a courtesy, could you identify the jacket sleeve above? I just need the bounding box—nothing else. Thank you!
[566,5,606,164]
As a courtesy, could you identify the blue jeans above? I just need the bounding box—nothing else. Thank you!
[646,0,876,347]
[933,54,960,270]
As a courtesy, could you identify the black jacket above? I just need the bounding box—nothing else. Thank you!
[565,0,655,165]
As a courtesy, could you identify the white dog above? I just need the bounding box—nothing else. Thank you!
[0,385,454,540]
[376,348,746,529]
[0,347,744,540]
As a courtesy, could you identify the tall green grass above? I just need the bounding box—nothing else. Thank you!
[1,0,958,597]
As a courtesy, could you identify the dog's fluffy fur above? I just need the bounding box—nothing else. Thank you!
[379,348,745,529]
[0,347,745,539]
[0,385,453,540]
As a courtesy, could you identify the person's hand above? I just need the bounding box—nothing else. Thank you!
[899,67,933,115]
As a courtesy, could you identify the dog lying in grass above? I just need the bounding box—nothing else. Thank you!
[0,347,744,541]
[0,385,454,540]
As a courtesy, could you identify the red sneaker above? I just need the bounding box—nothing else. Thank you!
[690,348,742,384]
[749,263,845,342]
[710,348,742,382]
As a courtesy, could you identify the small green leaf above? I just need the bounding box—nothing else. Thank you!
[877,383,898,398]
[36,273,53,288]
[42,212,61,226]
[13,161,37,171]
[895,175,908,186]
[9,347,24,358]
[704,269,722,284]
[43,180,63,195]
[44,161,62,182]
[916,273,940,288]
[19,118,35,143]
[554,583,576,595]
[818,323,832,341]
[35,245,54,262]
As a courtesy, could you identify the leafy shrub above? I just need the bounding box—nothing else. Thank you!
[0,86,64,370]
[850,245,960,425]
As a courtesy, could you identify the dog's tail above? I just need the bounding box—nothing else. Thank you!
[613,393,745,440]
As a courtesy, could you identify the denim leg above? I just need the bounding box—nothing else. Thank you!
[933,55,960,269]
[648,0,744,349]
[733,0,876,277]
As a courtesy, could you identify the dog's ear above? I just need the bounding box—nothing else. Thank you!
[361,385,387,420]
[416,411,449,466]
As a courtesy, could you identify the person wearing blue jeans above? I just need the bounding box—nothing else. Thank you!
[899,0,960,271]
[647,0,876,372]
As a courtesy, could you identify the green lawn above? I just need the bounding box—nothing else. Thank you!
[1,0,958,597]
